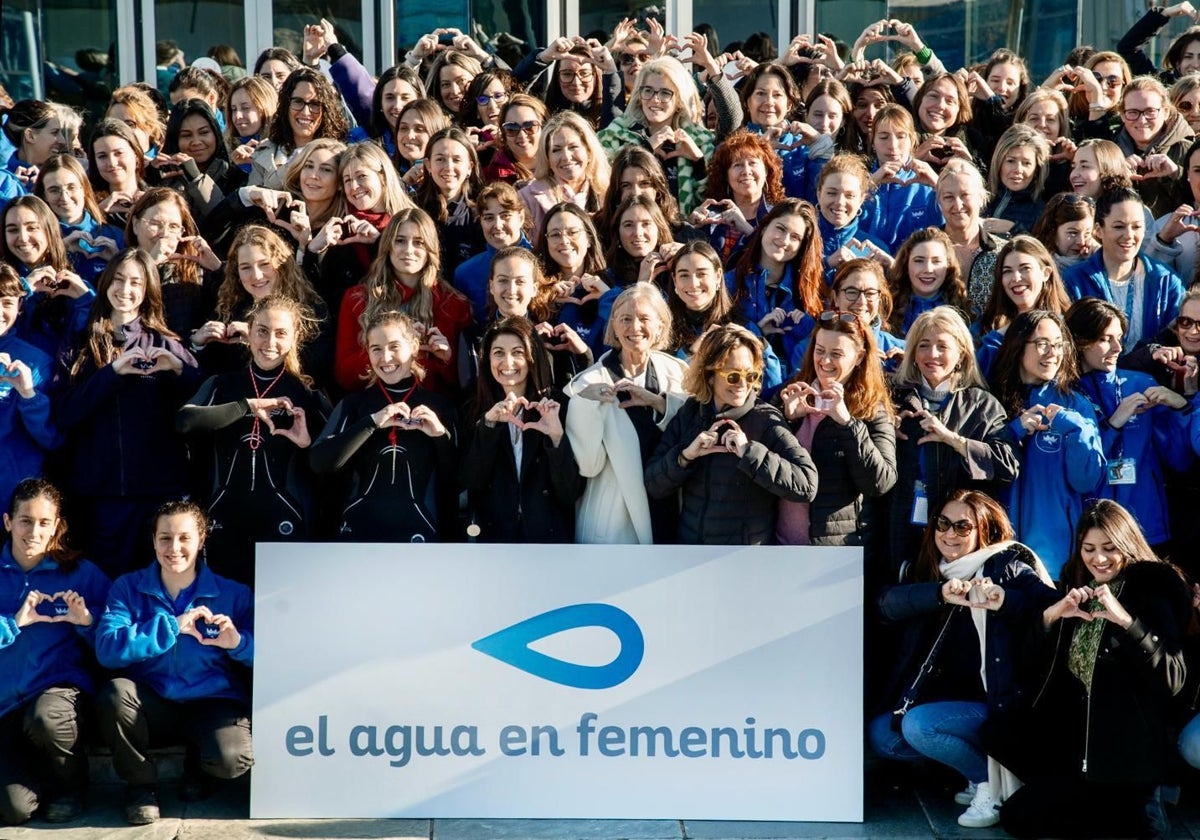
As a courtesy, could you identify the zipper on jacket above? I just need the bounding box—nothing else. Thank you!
[1082,685,1092,774]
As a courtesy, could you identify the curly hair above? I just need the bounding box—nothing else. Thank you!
[245,293,318,387]
[360,310,425,384]
[704,129,783,205]
[683,323,763,403]
[217,224,321,320]
[887,227,971,333]
[988,309,1079,416]
[269,68,348,152]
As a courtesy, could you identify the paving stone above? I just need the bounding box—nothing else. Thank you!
[433,818,682,839]
[178,817,431,839]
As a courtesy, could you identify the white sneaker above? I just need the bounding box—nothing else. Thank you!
[954,781,978,806]
[957,780,1000,828]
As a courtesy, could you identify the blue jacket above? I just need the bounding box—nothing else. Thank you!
[817,214,892,286]
[452,235,532,324]
[1061,251,1184,348]
[0,330,58,509]
[0,156,31,201]
[0,545,110,718]
[898,291,944,335]
[743,124,833,204]
[983,185,1043,235]
[1004,383,1106,579]
[1078,369,1192,545]
[723,263,817,372]
[59,212,124,286]
[861,166,943,252]
[976,328,1005,380]
[13,261,95,360]
[95,562,253,703]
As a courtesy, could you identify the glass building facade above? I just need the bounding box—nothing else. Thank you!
[0,1,1186,114]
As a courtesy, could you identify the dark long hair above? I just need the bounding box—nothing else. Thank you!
[6,478,80,569]
[472,316,556,422]
[268,69,348,152]
[729,198,824,317]
[988,309,1079,416]
[911,489,1014,582]
[163,98,233,169]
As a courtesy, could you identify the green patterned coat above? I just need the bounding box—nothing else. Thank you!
[597,118,715,216]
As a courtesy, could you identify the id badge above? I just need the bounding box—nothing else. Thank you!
[911,480,929,525]
[1107,458,1137,486]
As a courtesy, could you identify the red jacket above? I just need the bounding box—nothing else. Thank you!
[334,280,474,395]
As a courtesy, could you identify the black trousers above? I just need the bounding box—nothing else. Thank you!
[1001,778,1168,839]
[95,678,252,788]
[0,686,88,825]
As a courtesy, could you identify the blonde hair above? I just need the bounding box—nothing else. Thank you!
[987,123,1051,195]
[282,137,347,227]
[533,111,611,202]
[1013,88,1070,141]
[108,86,165,148]
[362,310,425,383]
[361,208,462,329]
[602,282,672,350]
[225,75,278,146]
[338,141,413,215]
[683,324,764,403]
[623,56,704,127]
[894,307,986,390]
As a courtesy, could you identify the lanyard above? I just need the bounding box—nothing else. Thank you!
[377,379,418,447]
[248,365,286,451]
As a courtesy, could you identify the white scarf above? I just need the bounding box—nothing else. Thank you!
[938,540,1053,803]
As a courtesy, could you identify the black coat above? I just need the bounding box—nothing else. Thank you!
[460,395,585,543]
[876,542,1059,718]
[785,407,896,547]
[887,384,1019,577]
[644,397,818,544]
[994,561,1191,787]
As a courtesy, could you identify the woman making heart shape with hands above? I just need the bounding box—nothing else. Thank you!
[461,317,583,543]
[0,478,111,826]
[995,500,1191,840]
[177,294,330,587]
[94,501,253,826]
[776,309,896,549]
[314,311,457,543]
[58,249,201,577]
[645,323,817,545]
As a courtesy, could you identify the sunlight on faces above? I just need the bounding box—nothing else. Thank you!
[558,57,596,104]
[544,212,588,270]
[1080,526,1125,584]
[288,82,323,144]
[833,269,882,323]
[1022,99,1061,141]
[4,494,59,566]
[710,344,756,411]
[999,144,1038,192]
[1097,200,1145,263]
[618,205,659,258]
[237,244,279,300]
[178,113,217,166]
[613,297,663,358]
[873,120,913,164]
[1055,217,1094,257]
[107,103,150,152]
[728,153,767,204]
[229,89,263,139]
[1019,319,1065,384]
[618,166,655,201]
[342,159,385,212]
[907,241,949,298]
[4,206,48,266]
[489,255,536,317]
[258,59,292,91]
[367,322,418,384]
[936,173,984,230]
[548,127,589,187]
[300,148,340,202]
[92,135,137,190]
[1081,317,1123,374]
[818,172,864,228]
[489,331,530,394]
[935,500,979,561]
[760,213,807,265]
[914,328,963,389]
[986,62,1022,110]
[382,78,420,130]
[439,65,475,114]
[395,112,431,164]
[479,199,523,249]
[1068,145,1102,197]
[389,222,431,280]
[811,327,863,389]
[106,260,148,318]
[918,78,960,134]
[1000,250,1048,312]
[853,89,888,138]
[133,201,184,259]
[155,512,203,578]
[673,252,720,312]
[806,94,844,136]
[428,137,472,199]
[249,306,297,370]
[1178,298,1200,354]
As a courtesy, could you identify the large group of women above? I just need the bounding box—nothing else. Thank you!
[7,4,1200,835]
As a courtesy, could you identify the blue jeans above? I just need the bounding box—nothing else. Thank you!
[868,701,988,783]
[1179,712,1200,769]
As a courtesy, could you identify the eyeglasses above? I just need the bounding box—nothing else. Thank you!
[1093,71,1123,87]
[1123,107,1161,122]
[476,91,510,106]
[620,53,648,67]
[1177,315,1200,331]
[502,120,542,136]
[546,227,585,242]
[1178,100,1199,113]
[1060,193,1096,206]
[836,287,881,302]
[139,218,183,235]
[640,86,676,102]
[560,70,594,83]
[819,310,859,324]
[289,97,324,114]
[1026,338,1065,355]
[711,368,763,386]
[934,515,975,536]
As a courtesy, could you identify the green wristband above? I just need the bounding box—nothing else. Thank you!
[915,46,932,64]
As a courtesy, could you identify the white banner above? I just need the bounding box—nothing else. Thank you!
[251,545,863,821]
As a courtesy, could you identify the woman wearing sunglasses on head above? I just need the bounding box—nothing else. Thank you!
[645,324,817,545]
[776,310,896,549]
[870,490,1057,830]
[888,308,1019,579]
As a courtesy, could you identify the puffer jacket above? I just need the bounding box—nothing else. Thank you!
[778,406,897,546]
[644,396,818,544]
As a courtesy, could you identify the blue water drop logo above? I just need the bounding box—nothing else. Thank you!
[472,603,644,689]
